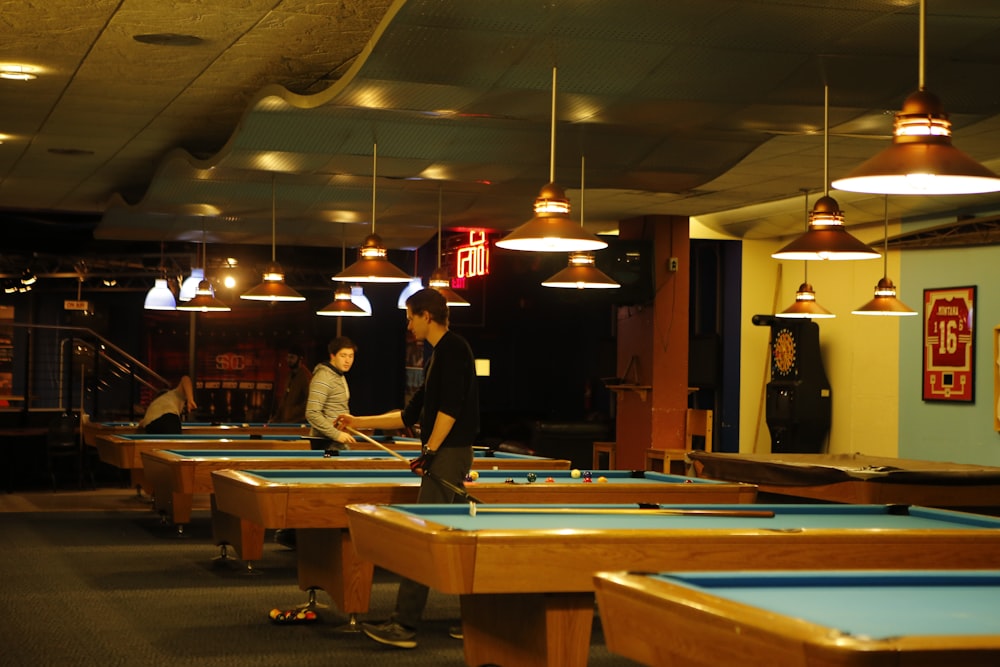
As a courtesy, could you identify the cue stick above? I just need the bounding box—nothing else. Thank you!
[345,426,484,504]
[468,507,776,517]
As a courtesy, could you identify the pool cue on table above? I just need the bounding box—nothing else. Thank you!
[468,507,776,517]
[345,426,484,504]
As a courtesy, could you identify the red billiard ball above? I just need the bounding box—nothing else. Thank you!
[545,476,555,483]
[583,477,592,483]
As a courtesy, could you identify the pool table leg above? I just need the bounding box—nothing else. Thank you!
[460,592,594,667]
[210,500,265,563]
[297,528,375,622]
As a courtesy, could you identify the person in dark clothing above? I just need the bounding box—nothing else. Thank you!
[336,288,479,649]
[270,344,311,423]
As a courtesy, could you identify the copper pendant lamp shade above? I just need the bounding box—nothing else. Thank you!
[777,282,835,319]
[333,144,413,283]
[316,283,367,316]
[496,68,607,253]
[833,1,1000,196]
[542,156,619,289]
[242,176,306,302]
[776,189,835,319]
[319,227,374,316]
[852,196,918,316]
[773,87,879,262]
[542,251,620,289]
[176,280,231,312]
[428,267,470,307]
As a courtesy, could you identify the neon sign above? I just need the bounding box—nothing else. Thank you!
[454,230,490,279]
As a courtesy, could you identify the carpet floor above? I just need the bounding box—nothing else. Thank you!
[0,497,637,666]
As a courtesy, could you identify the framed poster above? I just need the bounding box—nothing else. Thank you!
[923,286,976,402]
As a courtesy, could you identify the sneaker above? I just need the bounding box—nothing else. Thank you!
[361,620,417,649]
[448,624,463,640]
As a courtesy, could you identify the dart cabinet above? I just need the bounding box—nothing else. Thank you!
[764,318,831,453]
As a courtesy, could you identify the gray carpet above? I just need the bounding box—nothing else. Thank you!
[0,510,637,666]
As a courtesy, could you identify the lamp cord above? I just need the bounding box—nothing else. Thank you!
[371,144,377,234]
[882,194,889,279]
[918,0,925,90]
[549,67,557,184]
[270,175,276,262]
[437,186,443,269]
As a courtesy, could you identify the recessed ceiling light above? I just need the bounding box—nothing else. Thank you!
[0,64,38,80]
[133,33,204,47]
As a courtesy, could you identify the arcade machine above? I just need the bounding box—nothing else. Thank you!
[752,315,831,453]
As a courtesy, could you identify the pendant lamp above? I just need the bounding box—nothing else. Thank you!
[542,157,620,289]
[180,228,209,301]
[144,242,177,311]
[427,188,470,307]
[832,0,1000,195]
[176,279,230,312]
[852,196,918,316]
[772,87,880,261]
[496,68,607,253]
[333,144,413,283]
[777,190,835,319]
[241,175,306,302]
[318,229,369,316]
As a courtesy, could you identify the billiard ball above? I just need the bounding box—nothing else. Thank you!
[526,472,537,483]
[570,469,581,478]
[504,477,515,484]
[545,476,555,483]
[464,473,474,482]
[583,470,592,480]
[468,470,479,481]
[597,476,608,483]
[583,477,592,483]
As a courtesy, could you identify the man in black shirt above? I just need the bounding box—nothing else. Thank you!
[336,288,479,649]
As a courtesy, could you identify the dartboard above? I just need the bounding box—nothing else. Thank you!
[772,328,797,376]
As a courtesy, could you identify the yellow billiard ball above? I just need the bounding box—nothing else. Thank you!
[468,470,479,481]
[570,469,581,478]
[597,476,608,483]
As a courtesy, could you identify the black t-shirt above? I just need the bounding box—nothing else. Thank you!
[401,330,479,448]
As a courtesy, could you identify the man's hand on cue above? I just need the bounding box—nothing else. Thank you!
[409,447,435,476]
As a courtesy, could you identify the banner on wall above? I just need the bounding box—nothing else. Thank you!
[145,330,279,422]
[923,286,976,403]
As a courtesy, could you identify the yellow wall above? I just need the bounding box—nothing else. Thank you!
[735,228,906,457]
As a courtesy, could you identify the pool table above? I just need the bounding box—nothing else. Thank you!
[593,570,1000,667]
[209,469,756,630]
[689,451,1000,511]
[93,433,313,492]
[82,420,310,446]
[345,502,1000,667]
[141,447,574,528]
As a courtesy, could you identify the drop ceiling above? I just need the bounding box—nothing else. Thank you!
[4,0,1000,272]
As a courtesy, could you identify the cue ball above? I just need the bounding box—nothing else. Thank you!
[570,469,581,478]
[468,470,479,481]
[526,472,537,483]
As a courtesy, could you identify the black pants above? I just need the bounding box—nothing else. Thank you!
[143,413,182,434]
[392,446,473,629]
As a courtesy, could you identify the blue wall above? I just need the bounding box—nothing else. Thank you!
[899,245,1000,465]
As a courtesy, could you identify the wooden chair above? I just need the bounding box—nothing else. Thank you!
[592,441,616,470]
[645,408,713,475]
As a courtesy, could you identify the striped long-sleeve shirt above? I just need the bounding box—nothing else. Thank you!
[305,362,350,445]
